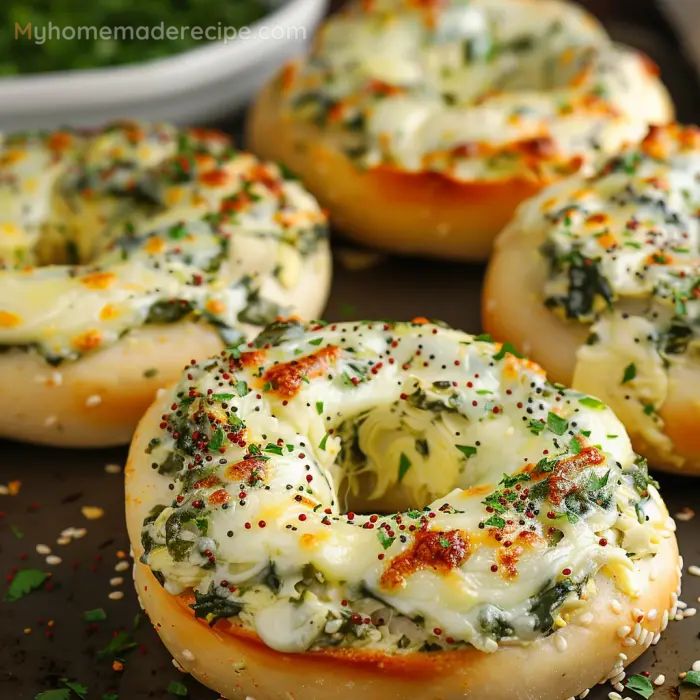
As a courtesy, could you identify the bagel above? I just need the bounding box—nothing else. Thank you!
[484,123,700,475]
[125,319,680,700]
[0,123,331,447]
[247,0,672,261]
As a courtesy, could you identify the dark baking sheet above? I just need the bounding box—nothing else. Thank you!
[1,2,699,698]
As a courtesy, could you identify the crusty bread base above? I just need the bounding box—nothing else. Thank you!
[248,79,549,262]
[126,395,681,700]
[0,246,331,447]
[483,220,700,475]
[247,71,674,263]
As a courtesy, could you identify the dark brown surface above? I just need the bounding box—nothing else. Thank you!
[1,1,700,698]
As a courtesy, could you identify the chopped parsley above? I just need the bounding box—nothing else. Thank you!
[397,453,412,482]
[456,444,477,458]
[578,396,605,410]
[167,680,189,697]
[483,514,506,529]
[625,674,654,699]
[683,670,700,687]
[621,363,636,384]
[493,341,523,361]
[546,412,568,435]
[4,568,48,602]
[83,608,107,622]
[377,529,396,550]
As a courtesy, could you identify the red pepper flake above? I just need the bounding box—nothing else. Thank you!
[226,457,267,485]
[262,346,340,398]
[193,475,220,490]
[47,131,73,151]
[548,446,605,505]
[199,169,229,187]
[208,489,230,506]
[239,349,267,368]
[380,528,470,590]
[517,136,557,159]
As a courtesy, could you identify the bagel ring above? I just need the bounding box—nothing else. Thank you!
[484,123,700,475]
[126,319,680,700]
[0,123,331,447]
[248,0,672,261]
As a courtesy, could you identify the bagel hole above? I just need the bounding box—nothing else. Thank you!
[330,407,469,515]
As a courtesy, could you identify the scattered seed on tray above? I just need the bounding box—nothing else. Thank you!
[81,506,104,520]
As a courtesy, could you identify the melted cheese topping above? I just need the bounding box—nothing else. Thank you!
[277,0,669,182]
[0,123,328,362]
[139,320,668,654]
[514,124,699,465]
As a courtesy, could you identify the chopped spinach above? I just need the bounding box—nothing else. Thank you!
[190,586,242,625]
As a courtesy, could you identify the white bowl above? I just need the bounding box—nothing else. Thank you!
[0,0,326,130]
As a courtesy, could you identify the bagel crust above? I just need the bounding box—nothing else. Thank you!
[0,123,331,446]
[126,320,680,699]
[484,124,700,475]
[247,0,672,260]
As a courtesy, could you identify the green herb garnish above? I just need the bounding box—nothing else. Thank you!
[621,363,636,384]
[4,569,48,602]
[398,453,412,482]
[625,674,654,699]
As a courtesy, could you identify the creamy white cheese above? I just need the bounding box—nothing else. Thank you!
[0,123,328,362]
[513,124,700,465]
[280,0,669,182]
[140,320,666,654]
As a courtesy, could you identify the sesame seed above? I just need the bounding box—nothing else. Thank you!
[108,591,124,601]
[688,564,700,576]
[36,544,51,555]
[81,505,104,520]
[109,577,124,587]
[46,555,62,565]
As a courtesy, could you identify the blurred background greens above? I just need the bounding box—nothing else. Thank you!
[0,0,269,75]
